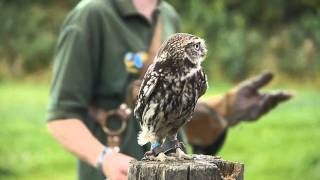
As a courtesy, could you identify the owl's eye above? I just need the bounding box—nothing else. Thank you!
[193,43,200,50]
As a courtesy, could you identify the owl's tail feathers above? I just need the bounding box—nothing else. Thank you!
[137,126,157,146]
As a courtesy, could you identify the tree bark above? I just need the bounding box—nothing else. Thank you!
[128,155,244,180]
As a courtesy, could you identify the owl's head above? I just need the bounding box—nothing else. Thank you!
[157,33,207,65]
[183,35,207,65]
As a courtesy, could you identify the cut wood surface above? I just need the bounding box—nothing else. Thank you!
[128,155,244,180]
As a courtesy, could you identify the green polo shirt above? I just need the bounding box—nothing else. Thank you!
[47,0,180,179]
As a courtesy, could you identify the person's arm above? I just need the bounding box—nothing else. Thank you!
[185,72,292,154]
[47,119,133,179]
[47,11,135,179]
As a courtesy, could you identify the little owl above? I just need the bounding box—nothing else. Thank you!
[134,33,208,161]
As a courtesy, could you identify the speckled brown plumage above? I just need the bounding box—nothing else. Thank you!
[134,33,208,148]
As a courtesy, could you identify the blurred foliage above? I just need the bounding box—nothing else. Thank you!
[0,0,319,82]
[169,0,320,82]
[0,0,76,78]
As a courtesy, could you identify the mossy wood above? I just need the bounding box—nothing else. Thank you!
[128,155,244,180]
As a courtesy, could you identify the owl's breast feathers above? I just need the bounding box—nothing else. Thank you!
[134,58,208,129]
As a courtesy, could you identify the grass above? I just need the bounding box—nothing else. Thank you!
[0,80,319,179]
[0,82,75,180]
[217,86,320,180]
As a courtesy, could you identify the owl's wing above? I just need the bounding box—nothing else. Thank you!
[198,70,208,97]
[134,64,159,125]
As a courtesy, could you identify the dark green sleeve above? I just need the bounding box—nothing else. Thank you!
[47,25,91,121]
[47,23,98,122]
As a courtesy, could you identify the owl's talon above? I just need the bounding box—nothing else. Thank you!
[153,152,176,161]
[170,148,192,160]
[142,151,154,160]
[143,140,190,161]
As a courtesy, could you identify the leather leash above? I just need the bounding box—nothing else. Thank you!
[91,17,163,150]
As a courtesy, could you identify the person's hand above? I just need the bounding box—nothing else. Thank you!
[185,72,292,154]
[220,71,293,126]
[103,152,134,180]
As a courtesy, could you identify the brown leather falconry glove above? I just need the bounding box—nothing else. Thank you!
[185,72,293,154]
[201,71,293,127]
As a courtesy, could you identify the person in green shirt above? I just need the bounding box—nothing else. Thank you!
[47,0,291,180]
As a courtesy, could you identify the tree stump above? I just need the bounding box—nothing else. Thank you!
[128,155,244,180]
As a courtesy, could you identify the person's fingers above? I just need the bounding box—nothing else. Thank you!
[260,94,275,114]
[109,172,127,180]
[255,91,292,117]
[120,165,129,175]
[119,156,134,175]
[244,94,270,120]
[240,71,274,91]
[264,91,293,110]
[119,172,128,180]
[271,90,294,102]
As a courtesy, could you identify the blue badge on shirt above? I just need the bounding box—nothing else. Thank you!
[124,52,148,74]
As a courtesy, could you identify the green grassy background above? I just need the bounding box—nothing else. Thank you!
[0,81,319,180]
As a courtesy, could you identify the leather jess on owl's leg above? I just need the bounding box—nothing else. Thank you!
[165,134,192,160]
[144,140,175,161]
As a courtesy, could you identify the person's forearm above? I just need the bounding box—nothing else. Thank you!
[47,119,104,167]
[199,95,228,117]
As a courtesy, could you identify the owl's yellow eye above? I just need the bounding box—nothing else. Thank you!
[193,43,200,50]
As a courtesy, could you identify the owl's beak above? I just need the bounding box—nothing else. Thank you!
[201,48,208,61]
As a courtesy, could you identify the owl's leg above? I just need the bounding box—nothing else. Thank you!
[166,134,192,160]
[151,141,161,150]
[146,140,175,161]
